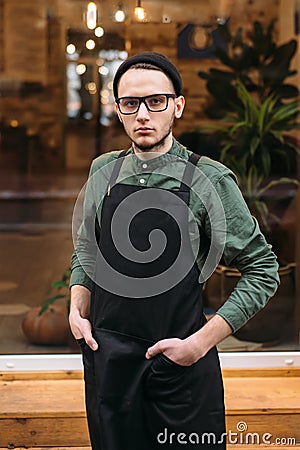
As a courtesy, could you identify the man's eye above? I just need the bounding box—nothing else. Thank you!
[149,97,163,105]
[124,99,138,108]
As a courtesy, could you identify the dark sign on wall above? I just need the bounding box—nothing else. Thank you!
[177,23,228,59]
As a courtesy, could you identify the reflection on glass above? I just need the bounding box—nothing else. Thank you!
[95,26,105,37]
[66,44,76,55]
[86,39,96,50]
[66,49,127,125]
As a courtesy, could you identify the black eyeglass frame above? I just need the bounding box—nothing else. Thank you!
[115,93,177,115]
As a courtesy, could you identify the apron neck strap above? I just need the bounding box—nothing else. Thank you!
[107,150,201,192]
[179,153,201,192]
[108,149,128,188]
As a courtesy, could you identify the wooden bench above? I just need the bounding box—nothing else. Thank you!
[1,368,299,448]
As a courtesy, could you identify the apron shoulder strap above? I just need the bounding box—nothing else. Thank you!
[179,153,201,192]
[107,150,201,193]
[107,149,128,188]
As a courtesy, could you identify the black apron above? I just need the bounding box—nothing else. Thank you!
[79,151,226,450]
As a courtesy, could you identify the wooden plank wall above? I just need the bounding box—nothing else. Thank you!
[0,0,281,151]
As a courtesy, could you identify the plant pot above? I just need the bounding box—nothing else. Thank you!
[22,298,70,346]
[203,263,296,343]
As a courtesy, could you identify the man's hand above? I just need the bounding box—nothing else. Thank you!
[69,285,98,351]
[145,336,200,366]
[69,309,98,351]
[145,314,232,366]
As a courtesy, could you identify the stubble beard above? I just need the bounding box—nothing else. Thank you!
[130,117,175,153]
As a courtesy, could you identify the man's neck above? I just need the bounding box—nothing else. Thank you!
[133,135,173,160]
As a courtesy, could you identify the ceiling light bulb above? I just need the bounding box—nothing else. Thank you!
[86,39,96,50]
[66,44,76,55]
[95,26,104,37]
[87,2,97,30]
[134,6,145,21]
[76,64,87,75]
[99,66,109,76]
[115,8,126,22]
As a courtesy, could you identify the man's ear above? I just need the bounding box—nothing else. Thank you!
[174,96,185,119]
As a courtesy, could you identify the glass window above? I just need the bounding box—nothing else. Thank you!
[0,0,298,371]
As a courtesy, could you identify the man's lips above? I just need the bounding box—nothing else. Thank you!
[135,127,154,133]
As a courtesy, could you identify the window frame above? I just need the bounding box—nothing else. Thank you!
[1,351,299,371]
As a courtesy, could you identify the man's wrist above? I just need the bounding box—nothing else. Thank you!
[70,285,91,318]
[184,333,208,361]
[185,315,233,362]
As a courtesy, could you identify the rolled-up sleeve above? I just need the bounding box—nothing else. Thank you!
[70,161,98,291]
[205,172,280,332]
[70,151,121,291]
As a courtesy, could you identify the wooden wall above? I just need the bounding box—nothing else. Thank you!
[0,0,65,164]
[0,0,296,164]
[127,0,282,138]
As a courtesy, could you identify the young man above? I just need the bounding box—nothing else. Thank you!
[69,52,279,450]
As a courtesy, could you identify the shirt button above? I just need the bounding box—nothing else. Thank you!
[140,178,145,184]
[142,163,147,169]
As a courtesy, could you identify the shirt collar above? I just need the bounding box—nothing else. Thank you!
[126,139,188,172]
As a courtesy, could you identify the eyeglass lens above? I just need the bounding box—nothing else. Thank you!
[118,94,174,114]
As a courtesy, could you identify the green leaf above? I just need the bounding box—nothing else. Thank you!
[259,177,299,195]
[269,102,299,125]
[51,280,68,289]
[220,143,233,162]
[249,136,261,156]
[39,294,67,315]
[260,148,271,175]
[236,81,259,123]
[269,130,284,143]
[258,94,278,134]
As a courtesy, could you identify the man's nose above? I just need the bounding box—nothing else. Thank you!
[136,101,150,119]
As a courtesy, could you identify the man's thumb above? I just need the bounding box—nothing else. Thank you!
[85,336,98,351]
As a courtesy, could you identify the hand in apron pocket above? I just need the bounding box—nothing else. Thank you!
[144,352,192,442]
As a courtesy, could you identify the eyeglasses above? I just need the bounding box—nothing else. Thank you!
[116,93,177,115]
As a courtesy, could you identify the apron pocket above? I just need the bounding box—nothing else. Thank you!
[160,353,188,370]
[76,337,86,349]
[79,340,96,385]
[145,353,192,411]
[144,354,193,443]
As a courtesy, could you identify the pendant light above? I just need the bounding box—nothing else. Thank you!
[86,2,97,30]
[114,2,126,22]
[134,0,146,21]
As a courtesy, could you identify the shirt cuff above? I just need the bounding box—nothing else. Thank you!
[69,267,93,292]
[215,307,248,334]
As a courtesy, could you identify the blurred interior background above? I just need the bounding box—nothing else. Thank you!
[0,0,299,357]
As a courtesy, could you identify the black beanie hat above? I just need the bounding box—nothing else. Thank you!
[113,52,182,99]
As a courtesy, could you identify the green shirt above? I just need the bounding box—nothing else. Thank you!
[70,139,279,332]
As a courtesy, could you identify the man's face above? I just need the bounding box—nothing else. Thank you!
[116,69,185,153]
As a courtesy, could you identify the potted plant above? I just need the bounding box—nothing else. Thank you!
[207,80,299,236]
[201,82,299,342]
[198,20,299,120]
[22,269,72,346]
